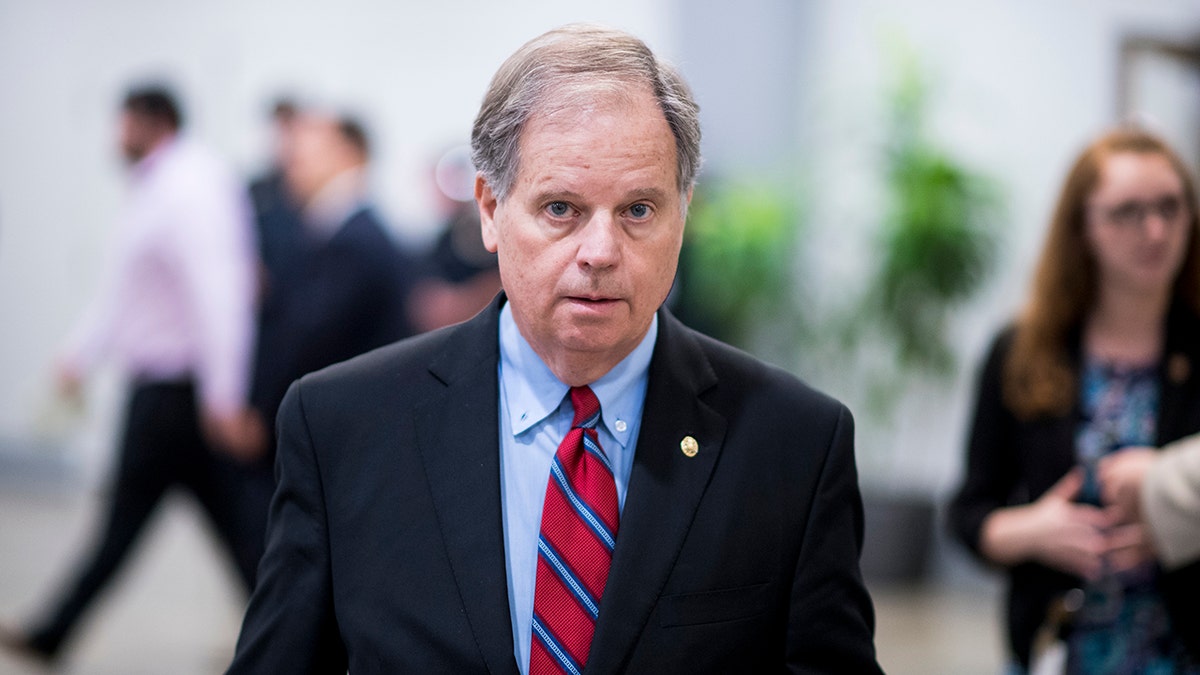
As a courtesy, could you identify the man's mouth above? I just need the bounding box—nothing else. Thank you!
[566,295,620,307]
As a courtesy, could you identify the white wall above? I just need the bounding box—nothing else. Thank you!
[0,1,675,462]
[799,0,1200,493]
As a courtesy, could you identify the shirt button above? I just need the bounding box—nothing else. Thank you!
[615,420,627,433]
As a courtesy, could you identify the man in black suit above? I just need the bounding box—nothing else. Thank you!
[228,24,881,674]
[231,110,418,579]
[248,109,416,454]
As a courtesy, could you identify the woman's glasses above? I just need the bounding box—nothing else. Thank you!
[1091,194,1188,230]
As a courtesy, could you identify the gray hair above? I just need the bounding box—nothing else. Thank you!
[471,23,702,202]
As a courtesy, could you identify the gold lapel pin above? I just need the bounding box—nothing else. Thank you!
[680,436,699,457]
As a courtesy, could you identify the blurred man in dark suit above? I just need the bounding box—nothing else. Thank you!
[247,109,417,456]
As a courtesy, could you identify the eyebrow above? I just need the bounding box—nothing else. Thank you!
[531,189,585,205]
[530,187,673,206]
[624,187,672,203]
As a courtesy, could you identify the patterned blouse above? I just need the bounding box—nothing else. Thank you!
[1068,357,1199,674]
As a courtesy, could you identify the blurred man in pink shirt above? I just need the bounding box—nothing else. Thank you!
[1,84,267,666]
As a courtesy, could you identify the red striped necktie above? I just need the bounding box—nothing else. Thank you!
[529,386,619,675]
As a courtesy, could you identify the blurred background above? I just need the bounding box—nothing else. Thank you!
[2,0,1200,673]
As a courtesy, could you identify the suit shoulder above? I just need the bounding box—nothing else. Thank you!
[667,325,854,482]
[335,211,419,275]
[294,323,456,399]
[341,209,397,244]
[684,325,848,423]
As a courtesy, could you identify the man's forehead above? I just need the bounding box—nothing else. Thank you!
[519,90,674,152]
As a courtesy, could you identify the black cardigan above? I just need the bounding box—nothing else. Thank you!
[948,307,1200,667]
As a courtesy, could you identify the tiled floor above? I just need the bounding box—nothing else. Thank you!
[0,477,1006,675]
[871,582,1006,674]
[0,486,245,675]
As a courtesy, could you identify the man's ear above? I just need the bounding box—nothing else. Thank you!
[476,173,499,253]
[680,185,695,223]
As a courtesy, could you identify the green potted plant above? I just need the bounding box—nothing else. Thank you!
[851,47,1003,583]
[675,176,803,355]
[865,51,1001,380]
[672,46,1003,584]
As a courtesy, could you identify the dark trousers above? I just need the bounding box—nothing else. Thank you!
[27,381,275,656]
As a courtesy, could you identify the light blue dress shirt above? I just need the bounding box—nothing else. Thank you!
[498,303,656,674]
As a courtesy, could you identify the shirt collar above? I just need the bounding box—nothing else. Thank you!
[499,302,657,448]
[129,135,179,182]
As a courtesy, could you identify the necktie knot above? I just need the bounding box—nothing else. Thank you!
[569,386,600,430]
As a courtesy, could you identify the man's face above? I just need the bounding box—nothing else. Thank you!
[118,111,161,164]
[478,86,689,381]
[284,116,354,204]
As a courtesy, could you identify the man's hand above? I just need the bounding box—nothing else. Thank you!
[204,408,268,463]
[1098,447,1156,524]
[54,361,84,403]
[1102,521,1156,573]
[1096,447,1161,569]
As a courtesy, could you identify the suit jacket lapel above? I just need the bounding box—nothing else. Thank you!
[586,310,727,674]
[415,297,520,675]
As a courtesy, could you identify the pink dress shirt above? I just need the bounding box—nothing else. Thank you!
[61,136,257,418]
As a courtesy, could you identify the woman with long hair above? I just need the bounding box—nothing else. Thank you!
[950,128,1200,673]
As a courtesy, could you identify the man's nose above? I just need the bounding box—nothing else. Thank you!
[576,212,621,269]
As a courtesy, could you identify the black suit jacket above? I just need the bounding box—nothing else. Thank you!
[228,297,882,674]
[248,168,303,291]
[250,206,416,448]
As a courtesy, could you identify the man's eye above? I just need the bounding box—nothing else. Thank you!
[547,202,572,217]
[628,203,650,219]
